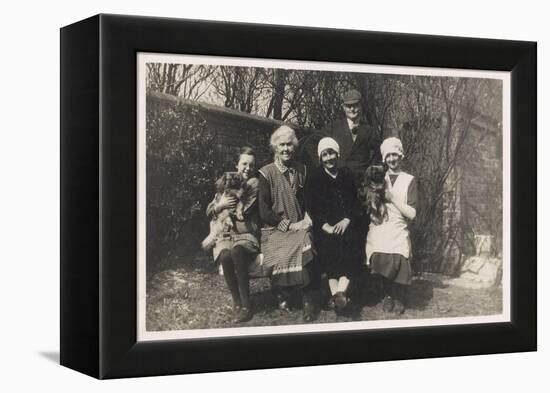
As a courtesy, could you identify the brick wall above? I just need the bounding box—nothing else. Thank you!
[459,119,503,256]
[442,115,502,274]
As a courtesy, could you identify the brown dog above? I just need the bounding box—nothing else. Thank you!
[361,164,388,225]
[202,172,251,250]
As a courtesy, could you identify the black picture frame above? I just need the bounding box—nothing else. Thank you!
[60,14,536,379]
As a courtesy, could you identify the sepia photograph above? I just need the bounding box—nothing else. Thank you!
[136,53,510,340]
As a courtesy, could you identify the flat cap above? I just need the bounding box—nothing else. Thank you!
[342,89,362,104]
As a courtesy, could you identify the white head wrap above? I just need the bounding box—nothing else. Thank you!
[317,137,340,159]
[380,137,404,161]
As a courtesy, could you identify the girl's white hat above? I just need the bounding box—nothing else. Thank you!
[317,137,340,158]
[381,137,404,161]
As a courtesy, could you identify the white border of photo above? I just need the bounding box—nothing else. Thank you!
[136,52,511,341]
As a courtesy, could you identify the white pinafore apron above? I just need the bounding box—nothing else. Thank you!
[366,172,413,264]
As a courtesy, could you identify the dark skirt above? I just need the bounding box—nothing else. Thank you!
[370,253,412,285]
[317,229,362,280]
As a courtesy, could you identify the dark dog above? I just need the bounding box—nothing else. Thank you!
[361,164,388,225]
[202,172,251,250]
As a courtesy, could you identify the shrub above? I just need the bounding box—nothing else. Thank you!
[146,102,219,271]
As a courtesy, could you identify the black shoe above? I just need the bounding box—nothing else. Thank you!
[234,307,252,323]
[302,300,316,322]
[276,292,291,312]
[382,295,394,313]
[327,295,337,310]
[334,292,349,313]
[278,300,291,312]
[393,299,405,315]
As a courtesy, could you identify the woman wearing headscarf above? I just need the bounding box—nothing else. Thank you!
[365,137,417,315]
[306,137,363,315]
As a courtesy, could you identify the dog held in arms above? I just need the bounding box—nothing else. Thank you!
[202,172,252,250]
[361,164,388,225]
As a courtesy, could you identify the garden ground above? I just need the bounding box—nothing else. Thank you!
[146,261,502,331]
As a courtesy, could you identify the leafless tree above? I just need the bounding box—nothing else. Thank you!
[210,66,273,113]
[395,76,501,273]
[146,63,216,100]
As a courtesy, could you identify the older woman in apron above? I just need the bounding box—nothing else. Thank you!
[258,126,319,322]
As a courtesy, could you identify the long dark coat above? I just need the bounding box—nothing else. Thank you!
[321,118,382,186]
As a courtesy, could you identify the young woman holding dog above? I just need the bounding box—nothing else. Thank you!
[306,137,363,315]
[205,146,260,323]
[365,137,417,315]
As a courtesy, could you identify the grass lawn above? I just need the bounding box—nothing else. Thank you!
[146,263,503,332]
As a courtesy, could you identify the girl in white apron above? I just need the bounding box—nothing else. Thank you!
[366,137,417,314]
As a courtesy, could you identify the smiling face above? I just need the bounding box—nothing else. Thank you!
[274,134,295,164]
[320,148,339,172]
[342,102,362,123]
[384,152,402,172]
[236,153,255,180]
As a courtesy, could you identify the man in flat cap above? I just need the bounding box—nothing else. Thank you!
[321,89,382,186]
[318,89,383,304]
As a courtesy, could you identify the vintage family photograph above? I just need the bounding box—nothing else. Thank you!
[137,54,510,340]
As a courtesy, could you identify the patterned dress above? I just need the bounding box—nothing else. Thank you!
[258,160,314,287]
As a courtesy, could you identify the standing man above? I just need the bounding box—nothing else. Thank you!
[321,89,382,186]
[320,89,383,309]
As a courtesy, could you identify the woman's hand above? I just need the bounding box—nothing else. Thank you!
[322,224,335,234]
[303,213,313,229]
[301,216,312,231]
[333,218,351,236]
[216,194,237,213]
[289,218,312,232]
[288,222,300,231]
[383,181,416,220]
